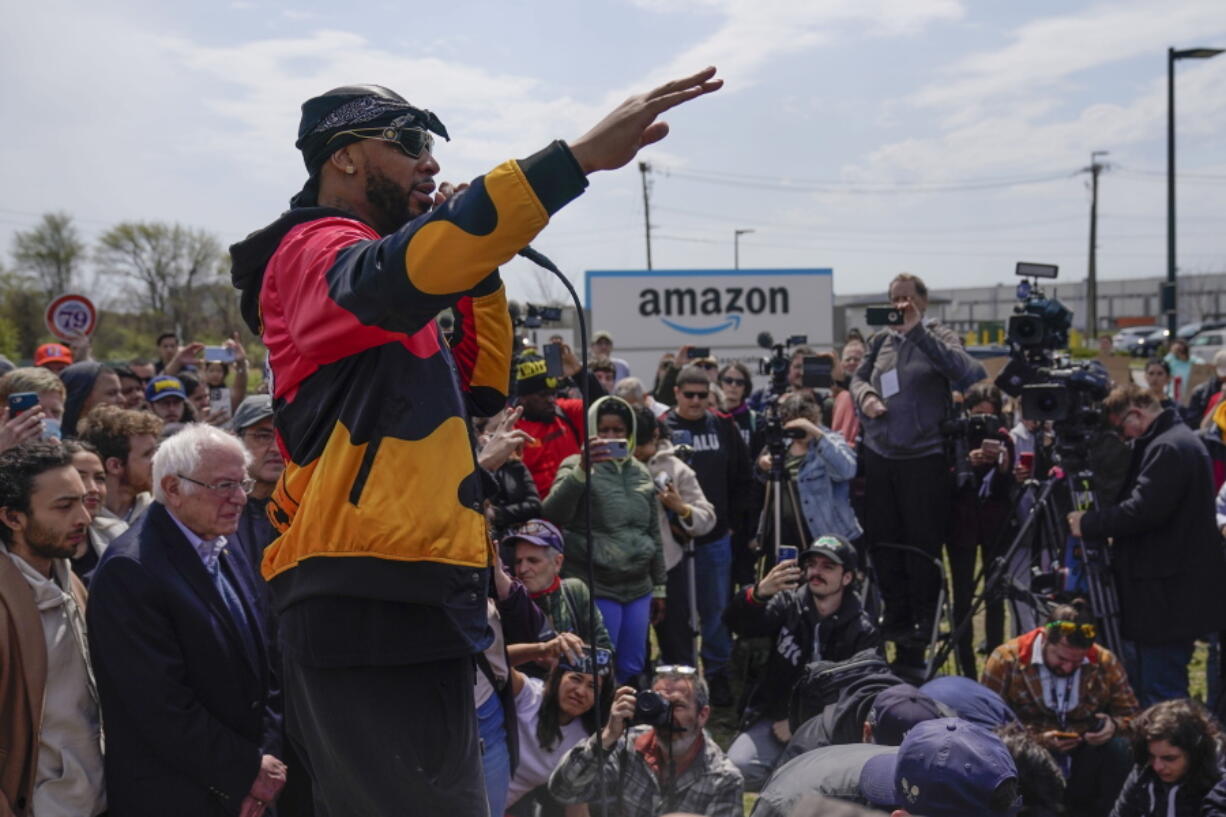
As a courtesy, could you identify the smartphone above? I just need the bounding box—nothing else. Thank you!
[603,438,629,459]
[7,392,39,418]
[801,356,834,389]
[204,346,235,363]
[777,545,799,564]
[689,346,711,360]
[1019,452,1035,469]
[866,306,905,326]
[654,471,673,491]
[981,439,1004,457]
[543,342,564,379]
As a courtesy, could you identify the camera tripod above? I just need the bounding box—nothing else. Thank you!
[925,461,1124,680]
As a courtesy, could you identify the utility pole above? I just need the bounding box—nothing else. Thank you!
[638,161,653,270]
[734,228,754,269]
[1082,150,1109,340]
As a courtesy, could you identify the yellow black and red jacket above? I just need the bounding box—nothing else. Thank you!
[230,141,588,660]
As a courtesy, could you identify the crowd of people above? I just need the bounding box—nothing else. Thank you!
[6,74,1226,817]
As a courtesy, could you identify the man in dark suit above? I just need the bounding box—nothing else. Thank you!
[87,424,286,816]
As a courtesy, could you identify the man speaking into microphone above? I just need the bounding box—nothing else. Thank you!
[230,70,722,814]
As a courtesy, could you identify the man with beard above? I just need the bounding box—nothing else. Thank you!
[228,70,722,815]
[230,396,284,574]
[513,350,587,497]
[0,441,106,817]
[982,601,1137,817]
[723,535,881,790]
[549,666,743,817]
[76,405,162,548]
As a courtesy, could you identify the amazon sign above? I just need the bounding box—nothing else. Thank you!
[585,268,833,375]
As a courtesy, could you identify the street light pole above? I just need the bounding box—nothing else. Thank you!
[1167,46,1224,333]
[1085,150,1109,340]
[734,228,754,269]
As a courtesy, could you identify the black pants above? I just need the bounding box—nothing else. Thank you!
[948,491,1010,677]
[1065,736,1133,817]
[283,653,487,817]
[655,561,698,667]
[863,448,951,631]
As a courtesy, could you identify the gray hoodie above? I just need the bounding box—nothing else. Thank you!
[850,320,986,460]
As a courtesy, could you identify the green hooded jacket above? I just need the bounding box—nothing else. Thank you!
[542,395,666,603]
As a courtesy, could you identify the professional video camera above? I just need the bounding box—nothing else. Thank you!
[994,262,1110,464]
[508,301,563,329]
[756,333,832,397]
[941,412,1005,450]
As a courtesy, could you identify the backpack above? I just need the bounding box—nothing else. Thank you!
[787,649,892,731]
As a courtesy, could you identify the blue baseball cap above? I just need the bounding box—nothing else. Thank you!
[146,375,187,403]
[503,519,565,553]
[859,718,1020,817]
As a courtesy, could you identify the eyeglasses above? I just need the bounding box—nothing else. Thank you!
[242,429,277,446]
[1046,620,1096,643]
[326,123,434,159]
[697,362,718,370]
[720,377,748,388]
[681,391,709,400]
[177,474,255,496]
[654,665,698,677]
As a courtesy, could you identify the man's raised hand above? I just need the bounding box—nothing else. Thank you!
[568,67,723,174]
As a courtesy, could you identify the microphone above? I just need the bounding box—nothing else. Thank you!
[517,245,561,274]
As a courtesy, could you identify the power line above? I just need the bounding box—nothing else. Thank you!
[657,167,1076,194]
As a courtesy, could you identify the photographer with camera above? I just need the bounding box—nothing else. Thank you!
[982,601,1139,817]
[1067,383,1226,707]
[947,382,1014,677]
[723,535,881,790]
[548,666,743,817]
[851,273,986,660]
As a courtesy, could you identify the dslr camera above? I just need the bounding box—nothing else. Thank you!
[632,690,675,729]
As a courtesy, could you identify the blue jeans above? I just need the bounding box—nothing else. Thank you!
[597,593,653,684]
[727,716,785,792]
[695,534,733,678]
[1125,640,1195,707]
[477,692,508,817]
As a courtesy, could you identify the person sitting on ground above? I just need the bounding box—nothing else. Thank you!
[1109,698,1224,817]
[993,722,1065,817]
[752,684,944,816]
[508,518,611,669]
[858,717,1021,817]
[549,665,743,817]
[505,648,615,816]
[0,367,67,452]
[982,600,1139,817]
[543,395,664,686]
[919,675,1017,730]
[723,534,881,791]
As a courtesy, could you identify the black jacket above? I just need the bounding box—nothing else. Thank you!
[488,459,542,541]
[87,503,281,816]
[1204,775,1226,817]
[1186,376,1224,428]
[1109,764,1216,817]
[1082,408,1226,644]
[664,409,754,545]
[724,586,881,721]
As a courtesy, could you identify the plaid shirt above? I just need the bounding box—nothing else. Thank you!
[981,628,1139,735]
[549,726,743,817]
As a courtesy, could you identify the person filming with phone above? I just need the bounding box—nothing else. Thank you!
[723,535,881,790]
[542,395,665,686]
[548,665,743,817]
[850,273,985,668]
[982,600,1139,817]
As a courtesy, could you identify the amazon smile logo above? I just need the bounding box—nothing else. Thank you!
[638,285,790,335]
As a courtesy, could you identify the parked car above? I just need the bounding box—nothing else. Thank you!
[1112,325,1158,355]
[1188,328,1226,363]
[1136,328,1170,357]
[1177,319,1226,341]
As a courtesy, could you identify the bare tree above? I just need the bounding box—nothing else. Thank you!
[11,211,85,299]
[96,222,225,341]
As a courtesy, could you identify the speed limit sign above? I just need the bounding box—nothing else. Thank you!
[45,294,98,340]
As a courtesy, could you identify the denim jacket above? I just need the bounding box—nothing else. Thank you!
[794,431,862,542]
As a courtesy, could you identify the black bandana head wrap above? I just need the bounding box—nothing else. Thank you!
[290,84,450,208]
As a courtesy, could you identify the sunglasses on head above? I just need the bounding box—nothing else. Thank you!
[681,390,709,400]
[1046,620,1096,644]
[327,119,435,159]
[654,665,698,677]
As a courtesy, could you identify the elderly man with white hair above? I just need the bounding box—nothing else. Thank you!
[86,424,287,817]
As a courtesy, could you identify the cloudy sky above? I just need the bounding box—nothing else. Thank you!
[3,0,1224,307]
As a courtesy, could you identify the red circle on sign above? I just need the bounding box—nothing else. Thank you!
[45,294,98,341]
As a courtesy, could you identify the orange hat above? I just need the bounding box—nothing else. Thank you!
[35,343,73,367]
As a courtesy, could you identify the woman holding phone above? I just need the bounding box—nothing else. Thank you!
[543,395,664,685]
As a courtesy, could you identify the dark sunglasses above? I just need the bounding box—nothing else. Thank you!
[720,377,748,387]
[681,390,709,400]
[327,123,434,159]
